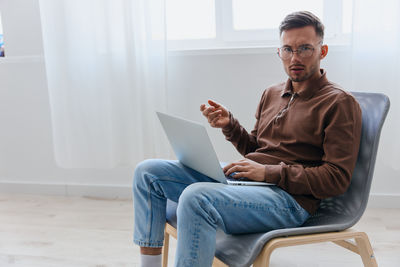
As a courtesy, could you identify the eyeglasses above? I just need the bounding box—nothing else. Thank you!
[277,45,319,60]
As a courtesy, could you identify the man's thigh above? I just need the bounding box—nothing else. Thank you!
[134,159,218,202]
[181,183,309,234]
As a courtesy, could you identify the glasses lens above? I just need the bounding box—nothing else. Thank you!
[279,46,316,60]
[299,47,313,58]
[279,48,291,60]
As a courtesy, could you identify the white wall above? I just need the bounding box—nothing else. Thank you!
[0,0,398,207]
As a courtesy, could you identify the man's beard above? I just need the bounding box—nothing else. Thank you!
[290,75,310,82]
[288,65,318,82]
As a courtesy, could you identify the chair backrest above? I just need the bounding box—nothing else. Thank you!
[303,92,390,229]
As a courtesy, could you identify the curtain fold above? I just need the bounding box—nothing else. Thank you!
[39,0,170,168]
[350,0,400,171]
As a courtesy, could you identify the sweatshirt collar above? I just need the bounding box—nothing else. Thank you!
[281,69,329,100]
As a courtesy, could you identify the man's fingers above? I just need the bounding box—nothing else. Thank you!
[201,100,228,122]
[223,161,245,171]
[208,99,221,108]
[202,106,216,117]
[223,163,234,173]
[223,164,236,174]
[210,116,220,127]
[208,110,222,122]
[232,172,250,179]
[224,164,246,176]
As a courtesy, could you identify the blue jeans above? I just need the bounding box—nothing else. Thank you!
[133,159,309,267]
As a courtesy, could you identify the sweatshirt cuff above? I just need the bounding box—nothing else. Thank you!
[264,164,282,184]
[221,112,235,134]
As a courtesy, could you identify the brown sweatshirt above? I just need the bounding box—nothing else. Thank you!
[222,69,362,214]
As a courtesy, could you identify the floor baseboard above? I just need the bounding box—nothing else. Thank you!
[0,181,132,199]
[0,181,399,208]
[367,193,400,209]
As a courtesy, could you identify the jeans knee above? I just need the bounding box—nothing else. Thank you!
[177,183,211,215]
[177,183,223,228]
[133,159,163,189]
[135,158,162,174]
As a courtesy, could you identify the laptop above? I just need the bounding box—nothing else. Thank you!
[156,111,273,186]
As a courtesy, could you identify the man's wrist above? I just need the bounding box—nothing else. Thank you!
[221,112,234,133]
[264,164,282,184]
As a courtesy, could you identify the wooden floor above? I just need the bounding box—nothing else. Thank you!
[0,193,399,267]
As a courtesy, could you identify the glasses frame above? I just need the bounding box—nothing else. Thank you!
[277,42,323,60]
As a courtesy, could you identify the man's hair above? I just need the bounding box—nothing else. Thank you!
[279,11,325,41]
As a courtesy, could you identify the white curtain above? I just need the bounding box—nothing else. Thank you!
[350,0,400,171]
[39,0,170,168]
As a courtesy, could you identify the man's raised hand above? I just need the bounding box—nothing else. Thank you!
[200,100,230,128]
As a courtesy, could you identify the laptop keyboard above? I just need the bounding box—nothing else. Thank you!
[226,173,251,182]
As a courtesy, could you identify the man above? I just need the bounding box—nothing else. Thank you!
[133,11,362,267]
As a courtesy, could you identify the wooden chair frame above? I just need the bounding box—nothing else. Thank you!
[162,223,377,267]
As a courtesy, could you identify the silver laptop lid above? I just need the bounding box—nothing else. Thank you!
[156,111,227,183]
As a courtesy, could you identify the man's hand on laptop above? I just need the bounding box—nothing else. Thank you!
[200,100,230,128]
[223,159,265,182]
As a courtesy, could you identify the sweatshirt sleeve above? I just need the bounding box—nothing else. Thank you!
[221,91,266,155]
[265,94,362,199]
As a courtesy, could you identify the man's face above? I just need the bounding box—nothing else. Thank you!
[280,26,326,83]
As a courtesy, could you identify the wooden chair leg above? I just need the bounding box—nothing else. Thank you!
[354,232,378,267]
[252,230,377,267]
[163,223,228,267]
[212,257,229,267]
[162,228,170,267]
[252,238,276,267]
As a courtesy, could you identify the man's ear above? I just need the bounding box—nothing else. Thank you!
[320,44,328,59]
